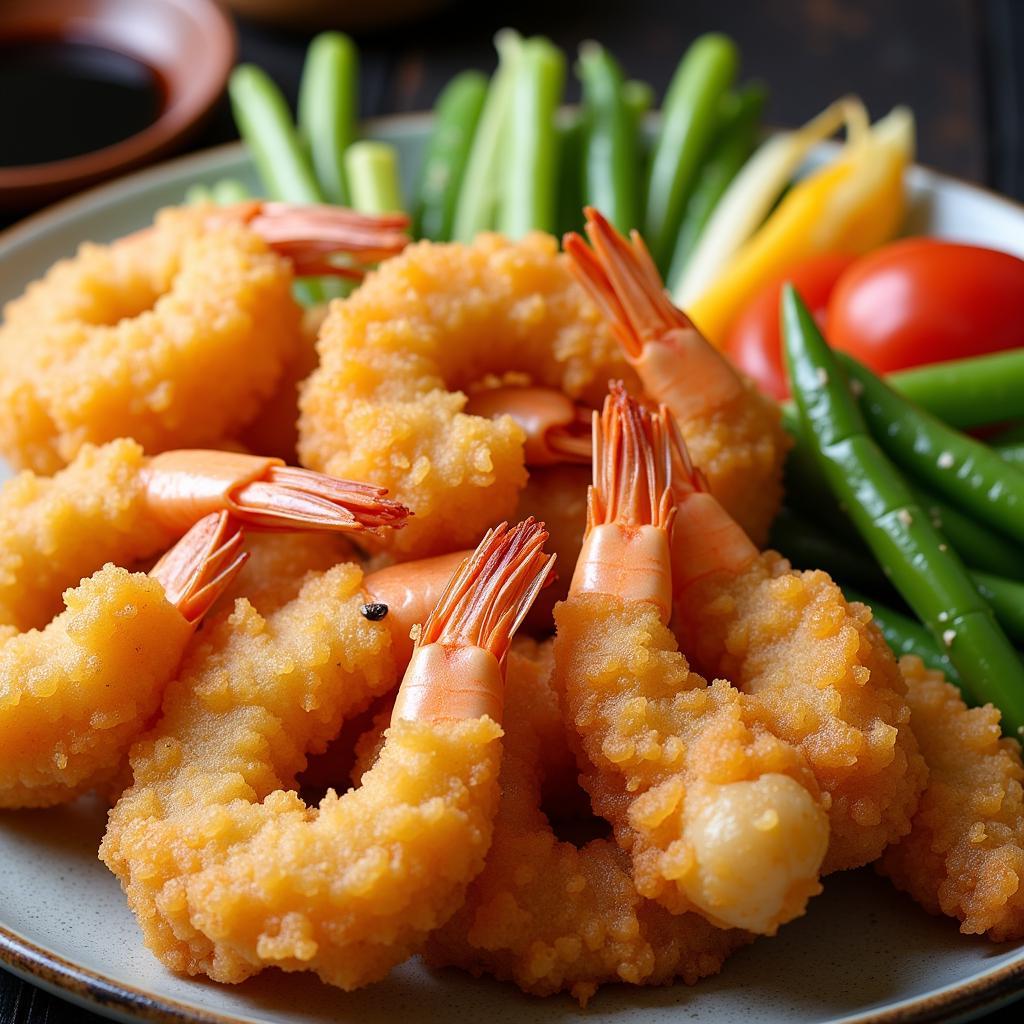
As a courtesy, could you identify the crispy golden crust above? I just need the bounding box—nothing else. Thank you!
[674,555,927,874]
[298,233,634,557]
[879,657,1024,941]
[0,205,301,473]
[101,561,502,990]
[0,439,167,631]
[0,564,191,807]
[425,639,747,1005]
[554,593,827,928]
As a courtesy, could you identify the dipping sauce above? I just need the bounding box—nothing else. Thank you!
[0,38,164,167]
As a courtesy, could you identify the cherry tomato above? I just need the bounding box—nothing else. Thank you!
[826,239,1024,373]
[723,253,857,399]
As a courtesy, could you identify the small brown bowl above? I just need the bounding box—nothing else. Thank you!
[0,0,236,210]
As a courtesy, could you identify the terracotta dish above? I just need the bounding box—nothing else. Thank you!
[0,0,235,209]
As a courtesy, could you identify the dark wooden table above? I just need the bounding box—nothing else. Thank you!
[2,0,1023,1020]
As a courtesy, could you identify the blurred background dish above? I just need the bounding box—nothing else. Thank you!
[0,0,234,209]
[224,0,454,33]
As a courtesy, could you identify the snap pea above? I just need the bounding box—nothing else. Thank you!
[666,83,765,292]
[842,588,962,687]
[344,141,403,213]
[554,111,585,237]
[841,354,1024,547]
[452,30,523,242]
[885,349,1024,429]
[297,32,358,206]
[499,36,566,237]
[783,284,1024,733]
[643,33,738,271]
[229,64,323,204]
[577,41,639,233]
[414,71,488,241]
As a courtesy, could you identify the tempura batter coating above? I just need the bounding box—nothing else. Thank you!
[674,558,927,874]
[299,233,633,557]
[426,640,748,1005]
[0,566,190,807]
[0,205,301,473]
[555,594,828,932]
[879,657,1024,940]
[101,561,501,989]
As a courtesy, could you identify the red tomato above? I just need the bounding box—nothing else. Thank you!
[723,253,857,399]
[826,239,1024,373]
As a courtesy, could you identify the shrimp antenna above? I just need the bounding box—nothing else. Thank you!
[564,207,692,357]
[149,512,248,626]
[419,519,556,663]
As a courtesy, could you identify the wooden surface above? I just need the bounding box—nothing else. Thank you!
[2,0,1022,1021]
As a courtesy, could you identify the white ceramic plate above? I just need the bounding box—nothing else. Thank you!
[1,116,1023,1024]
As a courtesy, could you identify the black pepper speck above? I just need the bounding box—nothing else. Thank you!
[360,602,389,621]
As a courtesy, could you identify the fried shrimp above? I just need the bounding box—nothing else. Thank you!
[299,231,634,557]
[565,208,788,545]
[879,657,1024,940]
[101,520,554,989]
[554,388,829,935]
[0,512,246,808]
[666,426,926,874]
[0,203,408,473]
[424,638,749,1005]
[0,438,407,632]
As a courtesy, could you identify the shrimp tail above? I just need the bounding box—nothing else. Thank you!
[149,511,248,626]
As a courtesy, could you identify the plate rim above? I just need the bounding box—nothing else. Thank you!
[1,115,1024,1024]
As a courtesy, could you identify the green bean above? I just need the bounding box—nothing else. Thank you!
[842,588,962,686]
[782,284,1024,733]
[885,349,1024,428]
[577,41,639,233]
[623,79,655,131]
[344,141,403,214]
[554,112,585,237]
[991,424,1024,470]
[769,507,893,597]
[911,483,1024,579]
[841,354,1024,547]
[997,443,1024,470]
[452,29,523,242]
[642,33,738,271]
[499,36,566,237]
[229,64,323,204]
[972,571,1024,645]
[414,71,488,241]
[666,83,764,292]
[297,32,357,206]
[210,179,251,205]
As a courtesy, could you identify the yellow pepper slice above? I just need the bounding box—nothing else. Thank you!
[688,106,915,347]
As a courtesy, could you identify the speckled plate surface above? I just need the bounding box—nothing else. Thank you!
[0,116,1023,1024]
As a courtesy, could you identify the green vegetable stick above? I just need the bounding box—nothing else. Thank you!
[414,70,488,240]
[841,353,1024,547]
[643,33,738,271]
[577,41,639,233]
[499,36,566,237]
[972,571,1024,646]
[783,284,1024,734]
[452,29,524,242]
[666,83,765,290]
[554,111,585,237]
[229,64,323,204]
[344,141,404,214]
[623,79,655,129]
[210,179,251,205]
[298,31,358,206]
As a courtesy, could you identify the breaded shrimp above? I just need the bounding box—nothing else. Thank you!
[101,521,554,989]
[0,512,246,808]
[565,208,789,545]
[667,439,927,874]
[299,231,634,557]
[879,657,1024,940]
[0,438,407,632]
[0,203,407,473]
[554,388,829,934]
[424,638,749,1005]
